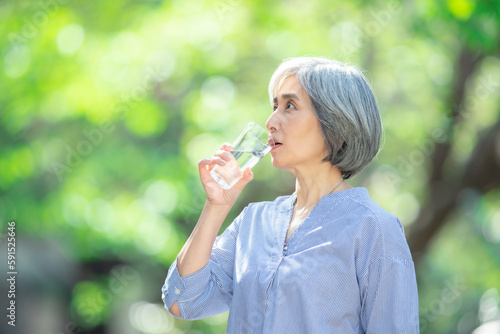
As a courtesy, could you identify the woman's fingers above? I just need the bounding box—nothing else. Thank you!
[214,150,233,162]
[198,146,252,205]
[211,157,228,166]
[240,167,254,183]
[220,143,233,151]
[198,158,211,167]
[198,157,228,172]
[198,158,213,171]
[198,147,233,171]
[231,167,253,192]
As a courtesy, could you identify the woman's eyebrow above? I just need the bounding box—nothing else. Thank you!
[273,93,300,104]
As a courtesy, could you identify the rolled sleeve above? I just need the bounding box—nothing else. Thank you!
[162,257,212,319]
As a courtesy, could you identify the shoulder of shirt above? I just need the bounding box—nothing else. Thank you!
[335,188,413,261]
[338,189,402,232]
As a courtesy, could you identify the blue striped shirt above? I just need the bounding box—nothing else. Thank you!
[162,187,419,333]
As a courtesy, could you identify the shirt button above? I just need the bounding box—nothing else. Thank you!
[175,287,181,295]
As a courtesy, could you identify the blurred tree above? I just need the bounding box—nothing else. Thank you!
[404,0,500,266]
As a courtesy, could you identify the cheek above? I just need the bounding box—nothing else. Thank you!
[307,125,329,158]
[286,126,326,161]
[301,121,325,147]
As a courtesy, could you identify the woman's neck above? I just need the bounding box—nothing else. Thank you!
[293,164,349,211]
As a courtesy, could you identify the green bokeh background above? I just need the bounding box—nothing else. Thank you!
[1,0,500,333]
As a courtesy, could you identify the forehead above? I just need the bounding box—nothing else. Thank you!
[273,76,308,101]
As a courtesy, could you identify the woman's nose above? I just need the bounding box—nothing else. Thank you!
[266,111,279,132]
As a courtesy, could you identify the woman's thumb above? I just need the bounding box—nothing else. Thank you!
[234,167,253,188]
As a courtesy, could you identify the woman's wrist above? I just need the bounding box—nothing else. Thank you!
[202,200,232,222]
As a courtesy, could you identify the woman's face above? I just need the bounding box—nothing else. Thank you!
[266,76,328,172]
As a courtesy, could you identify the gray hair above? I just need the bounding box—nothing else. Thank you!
[268,57,382,179]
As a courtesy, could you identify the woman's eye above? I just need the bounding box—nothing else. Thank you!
[272,102,294,112]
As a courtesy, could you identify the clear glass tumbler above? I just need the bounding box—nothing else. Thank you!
[210,122,273,189]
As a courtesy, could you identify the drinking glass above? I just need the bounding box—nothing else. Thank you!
[210,122,273,189]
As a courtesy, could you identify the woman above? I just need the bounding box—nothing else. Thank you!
[162,57,419,333]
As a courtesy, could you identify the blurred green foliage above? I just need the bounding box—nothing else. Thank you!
[1,0,500,333]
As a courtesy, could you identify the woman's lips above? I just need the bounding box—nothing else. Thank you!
[270,143,282,152]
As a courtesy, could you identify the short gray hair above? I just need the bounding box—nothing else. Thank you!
[268,57,382,179]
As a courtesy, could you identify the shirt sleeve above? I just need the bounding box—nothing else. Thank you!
[359,257,420,333]
[161,207,246,320]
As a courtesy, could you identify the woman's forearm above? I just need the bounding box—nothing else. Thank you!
[169,201,233,317]
[176,201,232,277]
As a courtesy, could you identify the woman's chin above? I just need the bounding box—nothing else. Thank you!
[271,161,284,170]
[271,159,291,171]
[271,157,282,168]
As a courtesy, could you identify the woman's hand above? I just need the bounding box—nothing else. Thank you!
[198,143,254,207]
